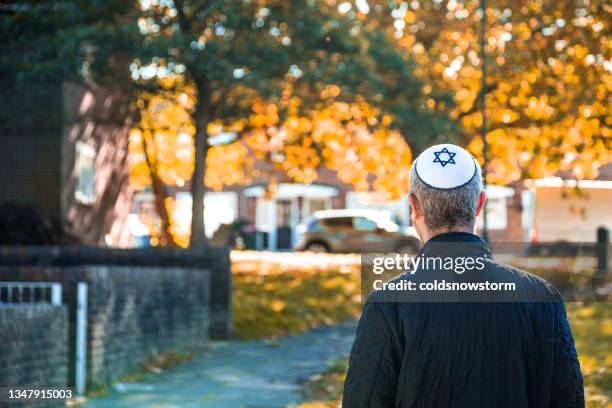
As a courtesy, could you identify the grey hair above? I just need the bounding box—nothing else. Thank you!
[409,161,483,231]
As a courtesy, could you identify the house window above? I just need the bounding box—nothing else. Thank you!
[75,141,96,204]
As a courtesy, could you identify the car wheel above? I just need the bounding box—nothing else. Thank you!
[306,242,329,253]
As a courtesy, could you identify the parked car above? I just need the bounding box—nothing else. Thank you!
[294,209,421,253]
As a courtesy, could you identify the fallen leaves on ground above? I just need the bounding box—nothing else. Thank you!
[232,251,361,340]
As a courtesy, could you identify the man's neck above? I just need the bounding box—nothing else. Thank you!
[421,226,475,243]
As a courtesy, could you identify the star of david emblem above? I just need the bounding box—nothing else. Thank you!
[432,147,457,167]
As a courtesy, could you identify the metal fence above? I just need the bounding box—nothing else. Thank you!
[0,282,62,305]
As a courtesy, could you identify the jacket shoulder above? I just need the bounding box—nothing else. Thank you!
[491,260,562,301]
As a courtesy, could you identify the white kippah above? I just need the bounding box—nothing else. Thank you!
[413,143,479,190]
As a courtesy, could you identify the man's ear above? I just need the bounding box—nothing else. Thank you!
[475,190,487,216]
[409,193,422,219]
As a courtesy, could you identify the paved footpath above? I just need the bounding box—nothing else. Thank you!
[83,321,357,408]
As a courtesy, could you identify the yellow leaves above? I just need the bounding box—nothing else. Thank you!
[142,95,194,135]
[282,145,320,184]
[231,252,361,339]
[404,10,416,24]
[320,84,341,99]
[492,109,518,124]
[128,129,152,189]
[525,70,538,84]
[286,116,313,134]
[524,96,555,120]
[296,403,330,408]
[240,96,412,199]
[205,143,253,191]
[397,1,611,184]
[314,113,411,199]
[130,88,198,193]
[164,196,190,248]
[269,299,286,312]
[571,44,589,61]
[462,112,482,129]
[565,303,612,404]
[248,100,279,129]
[577,306,596,318]
[249,113,268,129]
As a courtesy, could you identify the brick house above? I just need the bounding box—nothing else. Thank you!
[0,78,135,246]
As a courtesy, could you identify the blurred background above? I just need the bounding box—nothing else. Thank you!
[0,0,610,407]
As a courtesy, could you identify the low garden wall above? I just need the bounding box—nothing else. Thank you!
[0,246,230,391]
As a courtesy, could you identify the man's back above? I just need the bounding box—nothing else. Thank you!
[343,251,584,407]
[344,144,585,407]
[394,301,568,407]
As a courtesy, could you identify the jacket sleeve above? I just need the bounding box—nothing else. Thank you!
[550,302,584,407]
[342,298,402,408]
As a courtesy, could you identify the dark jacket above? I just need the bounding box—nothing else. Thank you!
[343,232,584,408]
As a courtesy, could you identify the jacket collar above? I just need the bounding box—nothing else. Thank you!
[420,232,492,258]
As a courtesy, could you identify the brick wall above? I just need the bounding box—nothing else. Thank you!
[60,82,135,247]
[85,265,210,387]
[0,77,135,247]
[0,304,69,407]
[0,264,211,390]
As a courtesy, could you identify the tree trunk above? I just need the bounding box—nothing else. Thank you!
[189,80,211,247]
[141,133,178,247]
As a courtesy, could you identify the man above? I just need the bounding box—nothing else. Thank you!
[343,144,584,407]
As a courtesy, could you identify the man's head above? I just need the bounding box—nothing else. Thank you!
[408,143,486,242]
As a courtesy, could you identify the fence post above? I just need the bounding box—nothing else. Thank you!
[51,283,62,305]
[596,227,609,277]
[75,282,88,395]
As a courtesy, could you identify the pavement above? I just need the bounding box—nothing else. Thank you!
[82,320,357,408]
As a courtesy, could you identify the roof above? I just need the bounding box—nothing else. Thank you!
[243,183,339,199]
[526,178,612,189]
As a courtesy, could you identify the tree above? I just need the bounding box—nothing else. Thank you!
[129,83,412,246]
[3,1,439,247]
[0,1,138,85]
[385,0,610,184]
[129,0,439,246]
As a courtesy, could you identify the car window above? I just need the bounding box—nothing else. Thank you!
[306,218,323,232]
[320,217,353,228]
[353,217,378,231]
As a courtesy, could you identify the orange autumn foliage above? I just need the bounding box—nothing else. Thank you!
[129,84,413,245]
[389,0,610,183]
